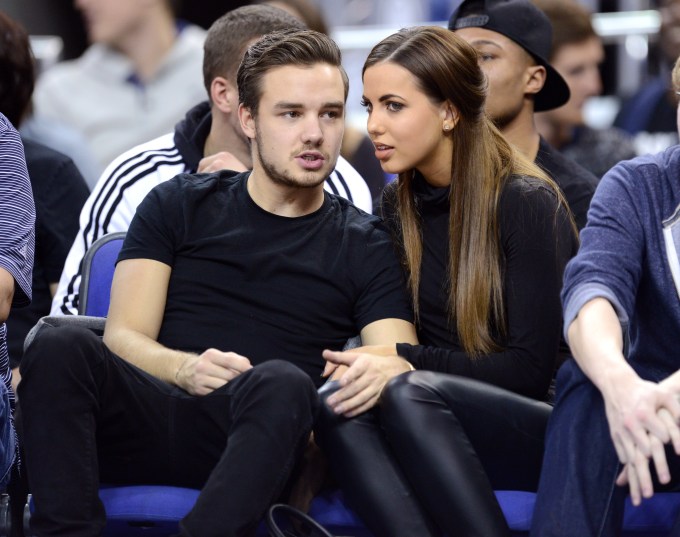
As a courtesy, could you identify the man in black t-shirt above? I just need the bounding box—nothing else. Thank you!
[18,30,416,537]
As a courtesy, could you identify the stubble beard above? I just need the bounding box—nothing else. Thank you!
[254,134,330,190]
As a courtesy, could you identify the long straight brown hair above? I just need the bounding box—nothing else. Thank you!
[364,26,568,354]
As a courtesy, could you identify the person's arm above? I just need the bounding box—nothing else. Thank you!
[103,258,251,395]
[323,318,418,417]
[0,268,14,323]
[398,180,576,399]
[566,297,680,505]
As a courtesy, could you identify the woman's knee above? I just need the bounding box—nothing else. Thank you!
[381,371,443,414]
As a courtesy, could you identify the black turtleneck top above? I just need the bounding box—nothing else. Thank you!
[381,174,578,400]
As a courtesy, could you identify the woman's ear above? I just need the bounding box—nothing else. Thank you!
[441,102,459,132]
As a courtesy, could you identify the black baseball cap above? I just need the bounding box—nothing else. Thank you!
[449,0,570,112]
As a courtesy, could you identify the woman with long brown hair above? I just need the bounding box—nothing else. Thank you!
[315,25,578,537]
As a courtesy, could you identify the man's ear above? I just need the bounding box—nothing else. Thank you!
[238,103,256,140]
[210,76,238,114]
[525,65,547,97]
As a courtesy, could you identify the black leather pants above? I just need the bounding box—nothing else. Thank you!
[315,381,439,537]
[316,372,551,537]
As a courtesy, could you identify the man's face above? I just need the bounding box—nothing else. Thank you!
[542,36,604,128]
[455,27,536,128]
[241,63,345,189]
[75,0,149,46]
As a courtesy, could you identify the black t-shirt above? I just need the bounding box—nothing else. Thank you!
[382,174,578,400]
[119,171,412,386]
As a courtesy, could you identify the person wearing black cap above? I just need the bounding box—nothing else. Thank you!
[449,0,598,230]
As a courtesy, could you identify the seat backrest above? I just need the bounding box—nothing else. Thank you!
[78,232,126,317]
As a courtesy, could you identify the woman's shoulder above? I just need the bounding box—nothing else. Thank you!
[502,174,560,209]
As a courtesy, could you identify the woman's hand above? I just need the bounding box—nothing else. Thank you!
[322,349,413,417]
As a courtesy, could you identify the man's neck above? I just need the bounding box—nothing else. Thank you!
[500,110,541,162]
[246,168,325,218]
[203,111,253,169]
[535,114,572,150]
[114,10,177,82]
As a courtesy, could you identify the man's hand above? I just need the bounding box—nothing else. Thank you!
[175,349,252,396]
[322,349,412,417]
[604,376,680,503]
[616,407,680,505]
[197,152,248,174]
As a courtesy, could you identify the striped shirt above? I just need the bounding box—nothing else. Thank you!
[52,129,372,315]
[0,113,35,456]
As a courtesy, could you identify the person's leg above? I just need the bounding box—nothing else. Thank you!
[531,359,625,537]
[314,381,438,537]
[177,359,319,537]
[19,325,179,537]
[381,371,552,537]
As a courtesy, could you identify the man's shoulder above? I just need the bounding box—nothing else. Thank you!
[604,145,680,197]
[537,139,598,190]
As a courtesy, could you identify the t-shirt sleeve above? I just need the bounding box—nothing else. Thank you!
[398,180,577,400]
[352,218,413,331]
[117,177,183,267]
[0,117,35,307]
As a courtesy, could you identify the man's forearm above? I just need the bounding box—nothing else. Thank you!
[567,297,639,399]
[103,326,195,386]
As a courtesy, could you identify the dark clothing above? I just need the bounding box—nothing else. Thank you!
[561,126,637,181]
[20,168,411,536]
[385,174,578,400]
[535,137,598,230]
[120,171,412,385]
[5,139,88,366]
[317,174,575,537]
[614,77,678,136]
[20,326,318,537]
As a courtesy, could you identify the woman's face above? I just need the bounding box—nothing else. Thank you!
[362,61,454,186]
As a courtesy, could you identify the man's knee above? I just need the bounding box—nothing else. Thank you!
[20,326,102,388]
[244,360,319,416]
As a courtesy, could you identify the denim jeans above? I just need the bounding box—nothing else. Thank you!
[0,380,15,489]
[19,325,319,537]
[531,359,680,537]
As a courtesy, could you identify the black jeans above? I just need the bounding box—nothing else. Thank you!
[316,371,551,537]
[18,325,319,537]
